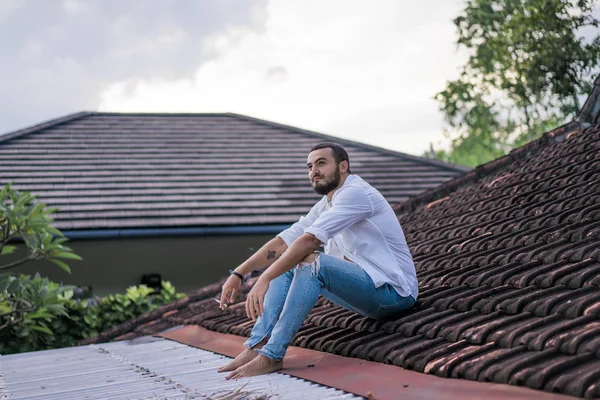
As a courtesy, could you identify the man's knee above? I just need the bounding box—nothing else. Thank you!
[301,253,318,264]
[297,252,321,278]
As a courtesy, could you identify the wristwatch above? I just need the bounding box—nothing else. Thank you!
[229,270,244,281]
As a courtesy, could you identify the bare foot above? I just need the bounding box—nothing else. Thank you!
[226,355,282,380]
[217,348,260,373]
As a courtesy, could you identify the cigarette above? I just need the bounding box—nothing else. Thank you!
[215,298,229,308]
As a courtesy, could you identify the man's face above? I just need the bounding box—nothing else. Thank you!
[306,148,342,195]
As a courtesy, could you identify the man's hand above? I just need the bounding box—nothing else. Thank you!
[220,275,242,310]
[245,276,270,320]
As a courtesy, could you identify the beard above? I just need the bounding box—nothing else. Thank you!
[311,168,341,195]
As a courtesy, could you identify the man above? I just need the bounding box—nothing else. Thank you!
[217,142,418,380]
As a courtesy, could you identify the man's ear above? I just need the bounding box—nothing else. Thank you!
[339,160,349,174]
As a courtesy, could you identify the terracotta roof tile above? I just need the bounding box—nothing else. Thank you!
[159,126,599,395]
[74,92,600,397]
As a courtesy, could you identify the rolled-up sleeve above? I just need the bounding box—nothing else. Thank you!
[304,186,373,244]
[277,199,324,247]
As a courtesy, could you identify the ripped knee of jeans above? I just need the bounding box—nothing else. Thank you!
[298,252,321,277]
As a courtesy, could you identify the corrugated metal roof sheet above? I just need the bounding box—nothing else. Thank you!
[0,336,361,400]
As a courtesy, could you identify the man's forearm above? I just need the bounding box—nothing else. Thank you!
[233,237,288,276]
[262,234,321,281]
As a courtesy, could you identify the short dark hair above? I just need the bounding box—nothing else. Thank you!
[309,142,352,174]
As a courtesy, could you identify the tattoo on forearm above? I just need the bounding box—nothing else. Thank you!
[267,250,277,260]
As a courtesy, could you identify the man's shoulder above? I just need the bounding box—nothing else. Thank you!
[339,175,375,195]
[339,175,389,208]
[333,176,373,203]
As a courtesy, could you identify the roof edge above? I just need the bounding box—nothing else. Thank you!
[0,111,92,145]
[227,113,471,174]
[61,224,291,240]
[160,325,566,400]
[575,74,600,125]
[392,119,583,215]
[87,111,233,117]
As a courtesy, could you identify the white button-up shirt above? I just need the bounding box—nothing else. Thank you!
[277,174,418,299]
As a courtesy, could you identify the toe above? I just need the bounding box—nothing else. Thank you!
[218,365,232,373]
[227,367,242,380]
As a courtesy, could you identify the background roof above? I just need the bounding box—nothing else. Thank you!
[0,112,467,232]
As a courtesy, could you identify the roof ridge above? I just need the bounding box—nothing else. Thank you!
[393,72,600,215]
[575,74,600,125]
[88,111,231,117]
[227,112,471,174]
[0,111,92,145]
[392,120,583,214]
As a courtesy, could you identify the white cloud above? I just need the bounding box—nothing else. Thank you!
[0,0,267,135]
[62,0,89,15]
[99,0,468,156]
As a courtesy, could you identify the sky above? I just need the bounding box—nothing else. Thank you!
[0,0,468,156]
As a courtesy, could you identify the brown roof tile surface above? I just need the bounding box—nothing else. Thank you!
[0,112,466,231]
[82,120,600,398]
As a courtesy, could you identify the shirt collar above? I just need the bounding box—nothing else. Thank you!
[329,174,358,204]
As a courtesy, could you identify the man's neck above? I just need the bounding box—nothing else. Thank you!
[326,173,350,203]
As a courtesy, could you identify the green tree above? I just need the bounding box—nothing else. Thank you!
[434,0,600,167]
[0,183,81,339]
[1,183,81,273]
[0,183,186,354]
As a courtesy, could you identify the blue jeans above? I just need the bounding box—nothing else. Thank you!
[244,253,415,361]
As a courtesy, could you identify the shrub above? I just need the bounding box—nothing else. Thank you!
[0,183,82,354]
[0,183,186,354]
[1,278,185,354]
[0,273,73,354]
[63,280,185,340]
[0,183,82,274]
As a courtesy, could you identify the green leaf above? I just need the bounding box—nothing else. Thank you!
[0,301,13,314]
[53,252,82,261]
[29,202,45,218]
[0,183,11,202]
[7,278,22,294]
[38,286,49,300]
[32,325,53,335]
[48,259,71,273]
[46,227,64,237]
[53,237,69,244]
[60,289,74,301]
[42,233,53,249]
[26,310,54,320]
[0,277,11,292]
[22,233,40,250]
[42,207,59,216]
[0,245,17,255]
[45,303,69,316]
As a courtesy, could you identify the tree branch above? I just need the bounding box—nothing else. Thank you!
[0,316,25,332]
[0,256,32,271]
[0,223,8,253]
